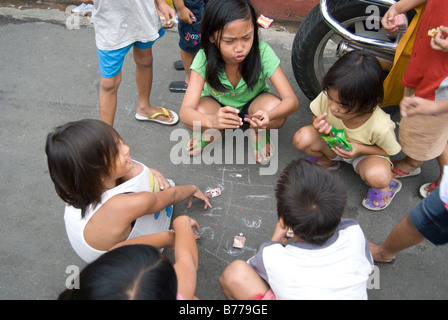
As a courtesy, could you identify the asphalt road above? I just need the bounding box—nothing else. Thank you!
[0,6,447,300]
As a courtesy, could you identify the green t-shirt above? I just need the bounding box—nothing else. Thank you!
[190,40,281,110]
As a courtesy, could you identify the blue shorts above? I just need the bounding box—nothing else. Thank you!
[409,187,448,245]
[97,28,165,78]
[176,0,207,54]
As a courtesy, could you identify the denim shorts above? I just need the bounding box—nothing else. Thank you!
[97,28,165,78]
[409,187,448,245]
[176,0,206,54]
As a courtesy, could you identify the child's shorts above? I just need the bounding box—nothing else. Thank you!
[331,154,392,174]
[176,0,206,54]
[409,187,448,245]
[97,28,165,78]
[251,289,276,300]
[205,91,269,126]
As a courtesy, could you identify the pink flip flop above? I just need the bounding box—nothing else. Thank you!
[391,160,421,178]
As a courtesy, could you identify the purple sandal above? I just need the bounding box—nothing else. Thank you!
[362,179,402,211]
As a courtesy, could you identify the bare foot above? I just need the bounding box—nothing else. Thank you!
[368,242,396,263]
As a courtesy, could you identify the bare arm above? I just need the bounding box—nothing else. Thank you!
[106,184,212,227]
[173,216,200,300]
[266,66,299,121]
[179,70,242,130]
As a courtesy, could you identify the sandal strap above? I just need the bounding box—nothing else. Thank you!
[149,107,170,119]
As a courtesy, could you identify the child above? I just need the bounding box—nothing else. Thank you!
[292,50,402,211]
[93,0,178,126]
[45,119,211,263]
[59,216,200,300]
[169,0,209,93]
[369,96,448,264]
[178,0,298,163]
[381,0,448,198]
[219,158,374,300]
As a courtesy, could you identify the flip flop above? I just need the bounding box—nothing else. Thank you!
[173,60,184,70]
[169,81,188,93]
[184,132,213,157]
[249,130,276,165]
[391,160,421,178]
[419,181,437,198]
[362,179,402,211]
[135,107,179,125]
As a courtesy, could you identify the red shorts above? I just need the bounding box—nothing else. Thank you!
[252,289,276,300]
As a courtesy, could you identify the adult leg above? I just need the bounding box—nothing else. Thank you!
[220,260,271,300]
[133,46,173,123]
[99,72,122,126]
[369,215,425,262]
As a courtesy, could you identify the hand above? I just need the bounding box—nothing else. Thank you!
[155,0,176,28]
[400,96,443,117]
[187,186,212,210]
[173,216,201,240]
[381,6,400,34]
[332,142,360,159]
[150,169,172,191]
[313,113,332,135]
[243,110,269,130]
[271,222,288,245]
[178,7,195,24]
[212,106,243,130]
[430,26,448,52]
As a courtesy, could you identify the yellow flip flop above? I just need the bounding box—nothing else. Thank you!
[135,107,179,125]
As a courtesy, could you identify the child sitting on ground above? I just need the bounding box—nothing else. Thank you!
[292,50,402,210]
[219,158,374,300]
[45,119,211,263]
[59,216,201,300]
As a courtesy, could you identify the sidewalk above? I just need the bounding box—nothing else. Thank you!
[0,6,447,300]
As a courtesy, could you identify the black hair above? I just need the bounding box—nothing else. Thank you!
[201,0,261,92]
[275,158,347,245]
[321,50,384,114]
[58,245,177,300]
[45,119,122,218]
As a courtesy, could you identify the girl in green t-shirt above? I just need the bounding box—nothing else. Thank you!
[179,0,298,164]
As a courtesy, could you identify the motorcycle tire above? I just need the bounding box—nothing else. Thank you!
[291,0,390,101]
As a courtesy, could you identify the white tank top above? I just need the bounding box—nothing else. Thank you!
[64,161,173,263]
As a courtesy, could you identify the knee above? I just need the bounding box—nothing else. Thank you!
[134,53,153,69]
[363,165,392,188]
[100,75,121,93]
[292,126,314,151]
[219,260,248,291]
